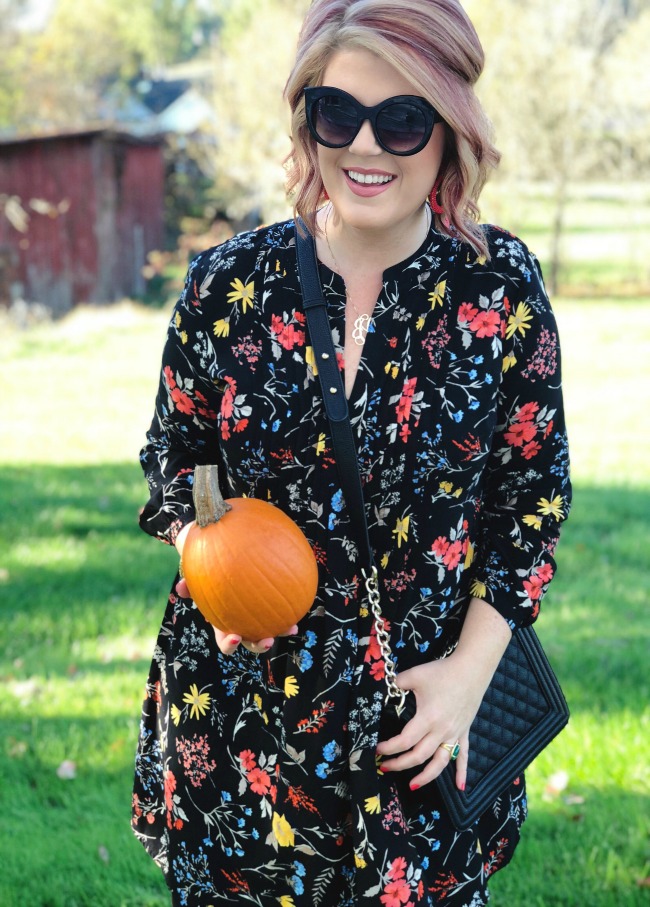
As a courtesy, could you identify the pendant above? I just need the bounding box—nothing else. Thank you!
[352,313,372,346]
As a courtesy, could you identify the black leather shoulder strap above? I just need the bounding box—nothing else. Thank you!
[295,220,374,571]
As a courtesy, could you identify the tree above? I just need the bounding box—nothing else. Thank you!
[208,0,309,226]
[467,0,650,292]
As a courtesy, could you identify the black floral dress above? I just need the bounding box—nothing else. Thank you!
[133,220,571,907]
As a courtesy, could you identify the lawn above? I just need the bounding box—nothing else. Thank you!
[1,284,649,901]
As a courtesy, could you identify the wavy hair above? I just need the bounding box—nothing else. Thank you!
[284,0,500,258]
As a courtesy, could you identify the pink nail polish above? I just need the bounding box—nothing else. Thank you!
[229,637,240,646]
[410,782,420,791]
[459,782,466,791]
[379,765,389,773]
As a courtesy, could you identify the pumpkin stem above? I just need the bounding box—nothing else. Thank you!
[193,464,232,528]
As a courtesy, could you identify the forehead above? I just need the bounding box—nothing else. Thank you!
[321,47,421,104]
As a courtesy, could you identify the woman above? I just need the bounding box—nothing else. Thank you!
[133,1,571,904]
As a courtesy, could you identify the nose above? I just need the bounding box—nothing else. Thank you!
[348,118,382,156]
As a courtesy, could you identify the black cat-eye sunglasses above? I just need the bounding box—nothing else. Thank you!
[304,86,441,156]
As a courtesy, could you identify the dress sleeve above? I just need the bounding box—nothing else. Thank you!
[139,252,225,545]
[467,243,572,629]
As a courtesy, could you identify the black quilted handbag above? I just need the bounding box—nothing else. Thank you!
[296,223,570,831]
[380,627,569,829]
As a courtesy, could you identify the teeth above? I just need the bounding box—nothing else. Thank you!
[347,170,394,185]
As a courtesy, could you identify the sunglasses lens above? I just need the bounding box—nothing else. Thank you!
[376,102,429,153]
[312,95,359,146]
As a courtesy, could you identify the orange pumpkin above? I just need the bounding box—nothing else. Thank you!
[181,464,318,639]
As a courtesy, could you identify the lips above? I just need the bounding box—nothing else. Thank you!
[346,169,395,185]
[343,168,396,197]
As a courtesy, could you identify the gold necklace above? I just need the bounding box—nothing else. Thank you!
[324,206,373,347]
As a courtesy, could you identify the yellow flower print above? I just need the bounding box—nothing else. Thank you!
[272,812,295,847]
[506,302,533,339]
[464,541,475,568]
[470,579,487,599]
[354,852,368,869]
[439,481,453,493]
[254,693,263,710]
[227,278,255,312]
[315,433,326,456]
[364,795,381,815]
[392,514,410,548]
[180,331,188,345]
[213,318,230,337]
[284,676,299,698]
[175,311,182,328]
[453,487,463,498]
[171,703,182,727]
[182,683,211,720]
[476,253,487,266]
[537,495,565,520]
[380,552,390,569]
[305,345,318,376]
[429,280,446,309]
[523,514,543,530]
[280,898,296,907]
[416,315,426,331]
[502,353,517,373]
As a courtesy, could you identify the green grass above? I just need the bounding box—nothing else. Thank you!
[1,251,649,902]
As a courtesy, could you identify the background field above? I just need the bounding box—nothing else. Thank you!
[1,187,649,906]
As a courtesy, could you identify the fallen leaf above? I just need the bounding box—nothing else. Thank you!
[636,878,650,889]
[544,770,569,797]
[57,760,77,780]
[8,738,27,758]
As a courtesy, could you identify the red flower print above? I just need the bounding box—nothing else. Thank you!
[369,660,386,681]
[388,856,408,880]
[271,314,306,351]
[171,386,195,415]
[523,574,545,601]
[396,377,418,424]
[164,769,176,811]
[515,401,540,422]
[239,749,257,771]
[443,540,463,570]
[381,878,411,907]
[469,309,501,338]
[544,419,554,438]
[247,767,272,795]
[536,562,554,583]
[504,421,536,447]
[522,440,542,460]
[431,536,450,558]
[458,302,478,323]
[163,365,176,390]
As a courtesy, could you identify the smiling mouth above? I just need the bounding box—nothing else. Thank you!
[346,170,395,185]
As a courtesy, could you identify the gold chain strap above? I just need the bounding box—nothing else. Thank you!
[362,566,407,716]
[362,565,460,718]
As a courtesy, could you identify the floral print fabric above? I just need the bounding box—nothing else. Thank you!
[133,220,571,906]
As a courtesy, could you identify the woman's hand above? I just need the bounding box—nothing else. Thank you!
[376,597,512,792]
[174,520,299,656]
[375,651,484,792]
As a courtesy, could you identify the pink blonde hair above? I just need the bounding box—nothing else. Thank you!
[284,0,500,258]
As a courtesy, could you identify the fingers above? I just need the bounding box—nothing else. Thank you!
[454,732,470,792]
[213,628,300,656]
[214,627,243,655]
[378,724,469,792]
[175,576,190,598]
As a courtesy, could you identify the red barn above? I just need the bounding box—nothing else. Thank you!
[0,129,165,312]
